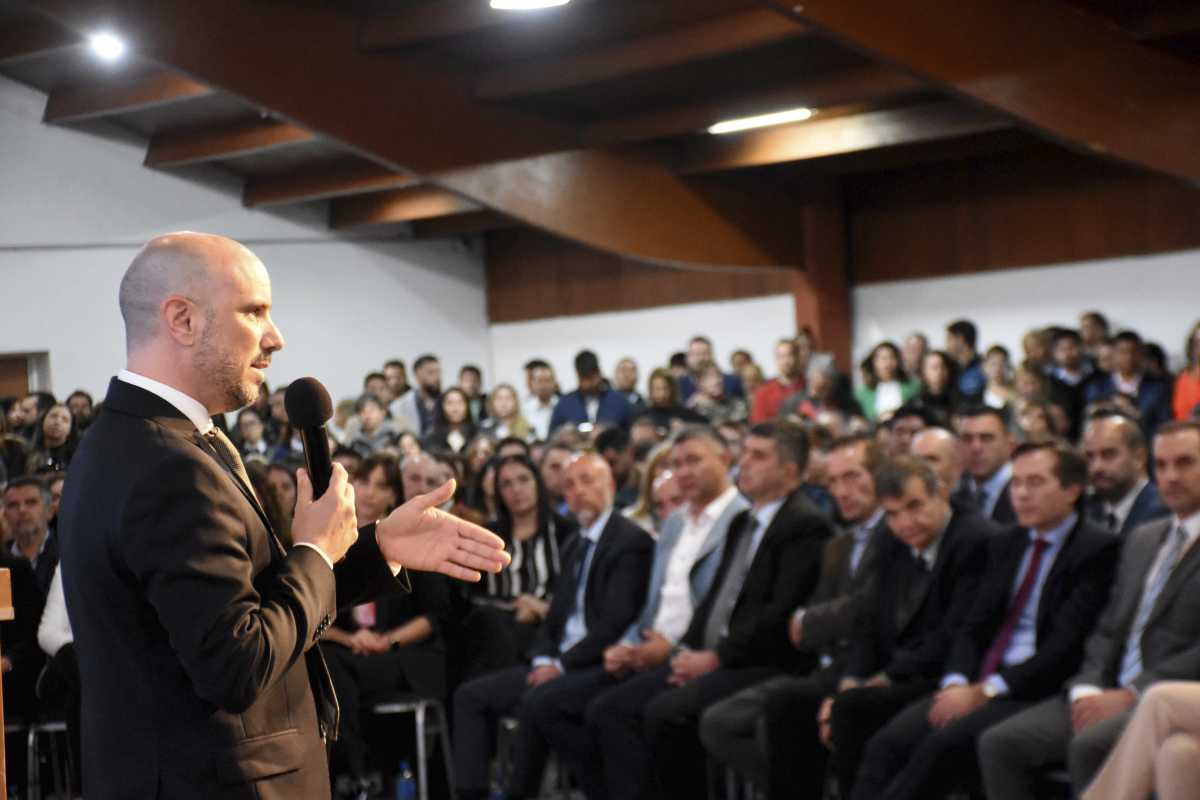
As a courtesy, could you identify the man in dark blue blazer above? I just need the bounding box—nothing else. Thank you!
[1082,414,1170,536]
[1085,331,1172,435]
[549,350,633,435]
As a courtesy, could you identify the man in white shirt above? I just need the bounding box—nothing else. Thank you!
[522,359,558,441]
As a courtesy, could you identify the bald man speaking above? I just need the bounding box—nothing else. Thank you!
[58,233,509,799]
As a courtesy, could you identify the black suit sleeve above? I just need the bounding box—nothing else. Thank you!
[560,532,652,670]
[718,511,834,669]
[121,452,338,714]
[1,557,44,677]
[333,521,405,612]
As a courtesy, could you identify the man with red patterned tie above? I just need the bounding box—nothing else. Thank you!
[848,442,1118,800]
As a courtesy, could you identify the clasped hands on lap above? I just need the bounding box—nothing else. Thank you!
[290,463,510,580]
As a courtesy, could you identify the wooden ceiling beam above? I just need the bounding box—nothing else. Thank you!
[359,0,591,50]
[675,101,1012,174]
[43,71,212,124]
[475,8,808,100]
[0,17,79,64]
[243,162,418,208]
[761,0,1200,183]
[144,119,314,169]
[411,210,516,240]
[585,64,923,146]
[330,186,481,230]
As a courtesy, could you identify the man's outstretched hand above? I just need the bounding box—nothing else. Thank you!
[376,479,510,581]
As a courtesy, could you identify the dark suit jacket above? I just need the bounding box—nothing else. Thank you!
[682,490,835,670]
[59,379,401,799]
[943,517,1118,700]
[952,476,1017,525]
[1072,516,1200,693]
[0,551,45,715]
[848,508,993,683]
[32,529,59,598]
[1084,481,1171,537]
[796,517,886,663]
[549,389,633,433]
[529,511,652,670]
[1086,373,1173,434]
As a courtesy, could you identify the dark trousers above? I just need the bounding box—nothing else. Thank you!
[758,674,839,800]
[851,693,1035,800]
[829,680,938,799]
[323,643,443,779]
[453,665,602,798]
[530,666,621,800]
[587,664,779,800]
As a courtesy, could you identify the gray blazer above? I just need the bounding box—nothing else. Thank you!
[1071,515,1200,693]
[621,490,750,644]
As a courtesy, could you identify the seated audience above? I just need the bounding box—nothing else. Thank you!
[906,350,962,427]
[424,387,478,454]
[451,454,652,800]
[750,338,806,423]
[688,360,749,424]
[982,345,1017,411]
[65,389,94,431]
[393,354,442,436]
[1087,330,1173,434]
[479,383,531,441]
[459,364,489,425]
[623,443,674,533]
[956,406,1018,524]
[24,402,78,474]
[851,442,1118,800]
[644,367,705,432]
[612,357,646,412]
[1082,413,1170,535]
[522,359,559,441]
[595,426,640,510]
[235,407,271,458]
[679,335,744,402]
[3,476,58,595]
[348,393,401,457]
[855,341,920,422]
[550,350,633,433]
[1172,321,1200,420]
[979,420,1200,797]
[947,319,986,399]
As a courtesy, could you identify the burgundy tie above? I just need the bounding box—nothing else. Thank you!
[978,537,1050,679]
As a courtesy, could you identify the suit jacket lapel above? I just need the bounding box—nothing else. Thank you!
[1117,519,1174,636]
[1146,529,1200,628]
[193,432,284,557]
[896,514,957,633]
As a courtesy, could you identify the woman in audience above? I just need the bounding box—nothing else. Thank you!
[25,403,78,474]
[855,341,920,422]
[740,363,766,401]
[465,455,500,523]
[463,435,496,483]
[425,387,477,454]
[982,344,1018,410]
[460,453,576,678]
[478,383,531,441]
[645,367,705,430]
[265,462,298,531]
[1173,321,1200,419]
[1022,326,1054,373]
[688,361,748,423]
[1082,682,1200,800]
[245,460,294,545]
[1016,400,1059,443]
[396,429,422,460]
[268,417,305,464]
[906,349,962,426]
[623,443,675,533]
[351,453,404,524]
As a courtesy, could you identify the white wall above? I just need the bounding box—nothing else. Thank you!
[0,74,490,405]
[853,249,1200,371]
[489,294,797,391]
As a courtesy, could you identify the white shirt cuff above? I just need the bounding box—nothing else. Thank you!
[984,674,1010,697]
[293,542,335,572]
[941,673,969,689]
[1069,685,1103,703]
[531,656,563,671]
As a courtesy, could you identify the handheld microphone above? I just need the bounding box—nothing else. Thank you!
[284,377,334,499]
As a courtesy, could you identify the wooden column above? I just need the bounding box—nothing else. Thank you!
[791,178,852,370]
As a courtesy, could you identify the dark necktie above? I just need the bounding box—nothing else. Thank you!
[979,537,1050,679]
[205,427,254,498]
[1106,511,1119,533]
[896,551,932,631]
[575,537,594,586]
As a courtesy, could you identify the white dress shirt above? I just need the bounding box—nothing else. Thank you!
[523,395,557,441]
[652,485,741,643]
[37,564,73,657]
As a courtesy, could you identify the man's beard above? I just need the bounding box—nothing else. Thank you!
[195,325,259,412]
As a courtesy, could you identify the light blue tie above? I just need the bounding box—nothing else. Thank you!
[1119,525,1187,686]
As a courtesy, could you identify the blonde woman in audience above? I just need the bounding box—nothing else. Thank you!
[479,383,532,441]
[623,442,674,533]
[1082,681,1200,800]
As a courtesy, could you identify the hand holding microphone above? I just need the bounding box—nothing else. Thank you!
[285,378,359,563]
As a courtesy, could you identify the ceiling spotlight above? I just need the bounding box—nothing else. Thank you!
[707,107,814,135]
[89,32,127,62]
[490,0,571,10]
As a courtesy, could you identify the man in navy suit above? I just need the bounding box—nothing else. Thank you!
[1086,331,1173,435]
[1082,413,1170,536]
[549,350,632,435]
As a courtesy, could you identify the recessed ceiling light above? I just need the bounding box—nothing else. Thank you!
[490,0,571,10]
[89,32,127,62]
[707,107,814,135]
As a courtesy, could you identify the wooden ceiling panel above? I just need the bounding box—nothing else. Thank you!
[43,70,211,124]
[244,160,417,208]
[144,118,315,169]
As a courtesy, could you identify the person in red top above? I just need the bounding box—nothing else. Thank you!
[1173,321,1200,421]
[751,338,807,423]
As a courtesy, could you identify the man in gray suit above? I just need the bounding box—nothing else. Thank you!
[979,420,1200,797]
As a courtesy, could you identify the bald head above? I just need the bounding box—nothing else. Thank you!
[120,232,283,414]
[911,427,964,494]
[562,452,616,526]
[1084,415,1148,501]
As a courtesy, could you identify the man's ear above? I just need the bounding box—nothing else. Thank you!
[162,295,198,346]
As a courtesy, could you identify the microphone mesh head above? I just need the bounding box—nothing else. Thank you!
[284,377,333,428]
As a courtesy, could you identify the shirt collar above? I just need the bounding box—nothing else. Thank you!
[1107,478,1149,521]
[1032,511,1078,544]
[688,484,740,526]
[856,507,884,539]
[1172,509,1200,543]
[583,508,613,542]
[977,462,1013,498]
[752,496,787,533]
[118,369,214,435]
[911,507,953,564]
